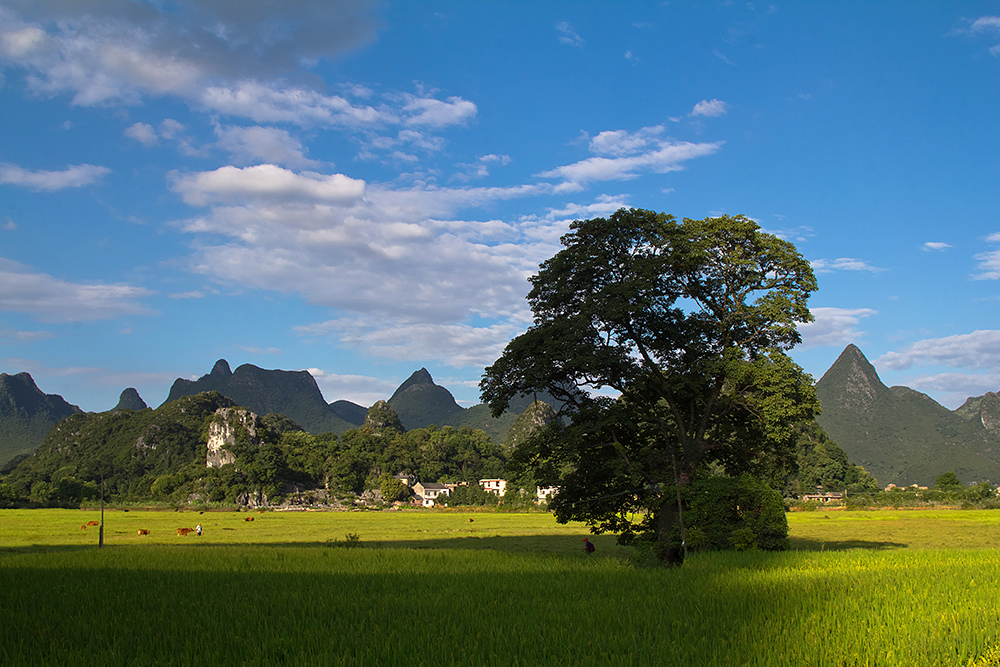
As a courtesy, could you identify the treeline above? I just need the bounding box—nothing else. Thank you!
[0,388,940,511]
[0,420,507,507]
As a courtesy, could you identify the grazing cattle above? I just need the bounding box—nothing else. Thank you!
[81,524,87,530]
[137,529,150,536]
[177,527,194,536]
[468,518,474,523]
[245,516,254,522]
[87,520,100,526]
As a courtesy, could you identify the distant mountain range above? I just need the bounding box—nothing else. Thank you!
[0,360,534,468]
[7,346,1000,486]
[0,372,81,470]
[815,345,1000,487]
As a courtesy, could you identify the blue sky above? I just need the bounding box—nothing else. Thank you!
[2,0,1000,413]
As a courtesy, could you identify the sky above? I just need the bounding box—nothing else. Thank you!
[2,0,1000,414]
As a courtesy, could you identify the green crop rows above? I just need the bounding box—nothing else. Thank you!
[2,508,999,666]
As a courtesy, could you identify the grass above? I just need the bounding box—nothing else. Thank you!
[3,507,1000,666]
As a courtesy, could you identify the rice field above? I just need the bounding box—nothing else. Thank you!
[2,507,1000,666]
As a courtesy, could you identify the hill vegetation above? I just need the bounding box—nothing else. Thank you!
[815,345,1000,486]
[0,372,81,469]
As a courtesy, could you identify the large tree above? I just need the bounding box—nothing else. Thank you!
[481,208,820,563]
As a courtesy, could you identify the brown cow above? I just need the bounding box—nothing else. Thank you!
[245,516,254,522]
[81,524,87,530]
[87,520,100,526]
[177,527,194,536]
[137,529,150,536]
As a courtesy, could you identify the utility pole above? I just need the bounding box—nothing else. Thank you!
[99,476,104,549]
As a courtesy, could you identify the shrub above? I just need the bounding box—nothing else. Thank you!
[684,474,788,552]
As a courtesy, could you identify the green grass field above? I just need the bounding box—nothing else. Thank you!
[2,507,1000,666]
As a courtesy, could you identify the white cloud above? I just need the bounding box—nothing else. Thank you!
[213,125,320,169]
[691,99,728,117]
[125,122,158,146]
[799,307,877,348]
[971,16,1000,33]
[0,1,379,107]
[809,257,884,273]
[0,162,110,191]
[170,164,585,367]
[298,316,521,368]
[556,22,583,47]
[402,95,477,127]
[172,164,365,206]
[922,242,952,252]
[877,330,1000,371]
[0,257,154,322]
[0,328,54,343]
[589,126,665,157]
[539,136,722,187]
[306,369,398,407]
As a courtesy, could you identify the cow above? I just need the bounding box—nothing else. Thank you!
[177,527,194,536]
[81,524,87,530]
[245,516,254,522]
[137,529,150,536]
[87,520,100,526]
[468,518,474,523]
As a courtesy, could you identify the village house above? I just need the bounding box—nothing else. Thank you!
[413,482,450,507]
[536,486,558,503]
[801,492,844,503]
[479,478,506,496]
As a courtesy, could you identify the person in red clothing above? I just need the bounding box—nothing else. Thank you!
[583,537,595,553]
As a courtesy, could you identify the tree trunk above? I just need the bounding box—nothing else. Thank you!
[656,493,685,565]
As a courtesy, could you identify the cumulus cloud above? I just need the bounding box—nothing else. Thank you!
[0,257,154,322]
[0,162,110,190]
[877,330,1000,371]
[125,122,158,145]
[171,165,570,352]
[402,95,477,127]
[213,125,320,168]
[809,257,884,273]
[0,0,380,107]
[691,99,727,117]
[798,307,877,348]
[171,164,365,206]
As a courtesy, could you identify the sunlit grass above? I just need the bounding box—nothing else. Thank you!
[3,508,1000,665]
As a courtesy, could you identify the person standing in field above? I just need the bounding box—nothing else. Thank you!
[196,524,202,536]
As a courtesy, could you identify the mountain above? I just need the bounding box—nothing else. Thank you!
[387,368,465,430]
[114,388,148,411]
[164,360,355,435]
[330,400,367,425]
[814,345,1000,486]
[0,372,81,469]
[6,391,237,493]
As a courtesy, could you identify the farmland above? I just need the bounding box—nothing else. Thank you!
[2,508,1000,666]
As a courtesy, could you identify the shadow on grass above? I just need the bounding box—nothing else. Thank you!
[0,532,613,558]
[788,537,908,551]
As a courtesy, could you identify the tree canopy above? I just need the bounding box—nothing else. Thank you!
[481,208,820,563]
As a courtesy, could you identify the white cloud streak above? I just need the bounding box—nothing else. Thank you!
[877,330,1000,371]
[0,162,110,190]
[0,257,154,322]
[798,307,877,348]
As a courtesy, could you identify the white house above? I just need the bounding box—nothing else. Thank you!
[536,486,558,503]
[413,482,450,507]
[479,478,507,496]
